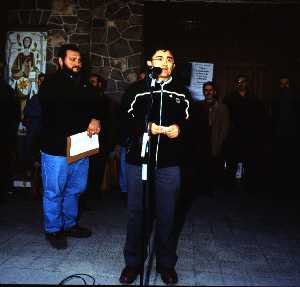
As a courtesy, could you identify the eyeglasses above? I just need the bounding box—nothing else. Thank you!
[236,78,247,83]
[152,56,174,64]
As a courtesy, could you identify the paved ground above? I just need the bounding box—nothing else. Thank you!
[0,188,300,286]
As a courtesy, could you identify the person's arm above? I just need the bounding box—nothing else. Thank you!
[165,88,191,139]
[121,84,146,138]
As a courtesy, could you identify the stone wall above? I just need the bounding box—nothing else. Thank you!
[7,0,144,101]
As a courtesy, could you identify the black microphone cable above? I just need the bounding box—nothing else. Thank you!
[58,273,95,285]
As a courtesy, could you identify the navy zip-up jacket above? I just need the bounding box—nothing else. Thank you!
[121,76,191,168]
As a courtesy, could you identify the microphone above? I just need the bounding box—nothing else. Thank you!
[148,67,162,87]
[149,67,162,80]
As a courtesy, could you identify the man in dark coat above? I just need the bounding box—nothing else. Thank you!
[223,75,267,194]
[38,44,102,249]
[0,67,20,203]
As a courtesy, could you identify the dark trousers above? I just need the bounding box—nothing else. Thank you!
[24,127,41,170]
[225,155,271,196]
[198,156,225,194]
[85,154,106,197]
[272,136,299,200]
[79,154,106,213]
[124,163,180,269]
[0,148,13,201]
[0,141,16,201]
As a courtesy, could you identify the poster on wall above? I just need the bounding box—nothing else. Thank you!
[187,62,214,101]
[5,31,47,134]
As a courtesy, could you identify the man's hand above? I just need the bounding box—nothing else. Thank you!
[87,118,101,137]
[149,122,162,135]
[148,122,180,138]
[165,124,180,139]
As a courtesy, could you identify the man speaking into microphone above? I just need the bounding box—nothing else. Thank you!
[119,47,191,285]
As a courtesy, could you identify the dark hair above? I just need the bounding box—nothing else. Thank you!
[57,44,80,60]
[23,36,32,48]
[203,81,216,91]
[89,73,107,90]
[145,45,175,61]
[235,74,248,82]
[279,74,290,81]
[38,72,45,80]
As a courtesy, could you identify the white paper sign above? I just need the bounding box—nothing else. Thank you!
[187,62,214,101]
[69,132,99,156]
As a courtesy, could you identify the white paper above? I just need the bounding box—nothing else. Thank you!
[142,164,148,180]
[141,132,149,158]
[187,62,214,101]
[69,132,99,156]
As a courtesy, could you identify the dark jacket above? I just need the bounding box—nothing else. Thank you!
[271,88,298,138]
[188,100,230,159]
[23,93,42,134]
[121,76,191,168]
[223,90,267,159]
[38,70,102,156]
[0,79,20,146]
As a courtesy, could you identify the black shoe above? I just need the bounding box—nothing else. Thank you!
[64,225,92,238]
[45,231,67,250]
[157,267,178,285]
[119,265,141,284]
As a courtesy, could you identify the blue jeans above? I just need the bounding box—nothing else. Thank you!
[124,164,180,268]
[119,146,127,193]
[41,152,89,233]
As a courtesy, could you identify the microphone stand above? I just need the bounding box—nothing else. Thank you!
[139,75,155,286]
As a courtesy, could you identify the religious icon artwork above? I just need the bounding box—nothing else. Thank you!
[5,31,47,123]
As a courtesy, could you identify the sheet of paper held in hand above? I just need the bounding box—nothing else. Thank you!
[67,131,99,163]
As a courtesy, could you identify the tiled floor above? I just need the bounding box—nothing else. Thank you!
[0,189,300,285]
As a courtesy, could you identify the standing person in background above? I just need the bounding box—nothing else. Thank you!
[115,104,129,203]
[0,61,20,203]
[223,75,267,195]
[190,81,230,196]
[23,72,45,197]
[38,44,102,250]
[271,76,299,200]
[79,73,108,212]
[119,47,190,285]
[181,81,229,198]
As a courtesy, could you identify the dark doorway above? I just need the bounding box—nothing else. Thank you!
[144,1,300,101]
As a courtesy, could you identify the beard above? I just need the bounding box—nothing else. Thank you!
[205,97,216,106]
[61,63,81,75]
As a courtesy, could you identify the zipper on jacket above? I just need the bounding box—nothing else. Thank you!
[155,84,164,168]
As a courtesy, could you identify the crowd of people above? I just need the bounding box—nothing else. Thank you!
[0,43,299,285]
